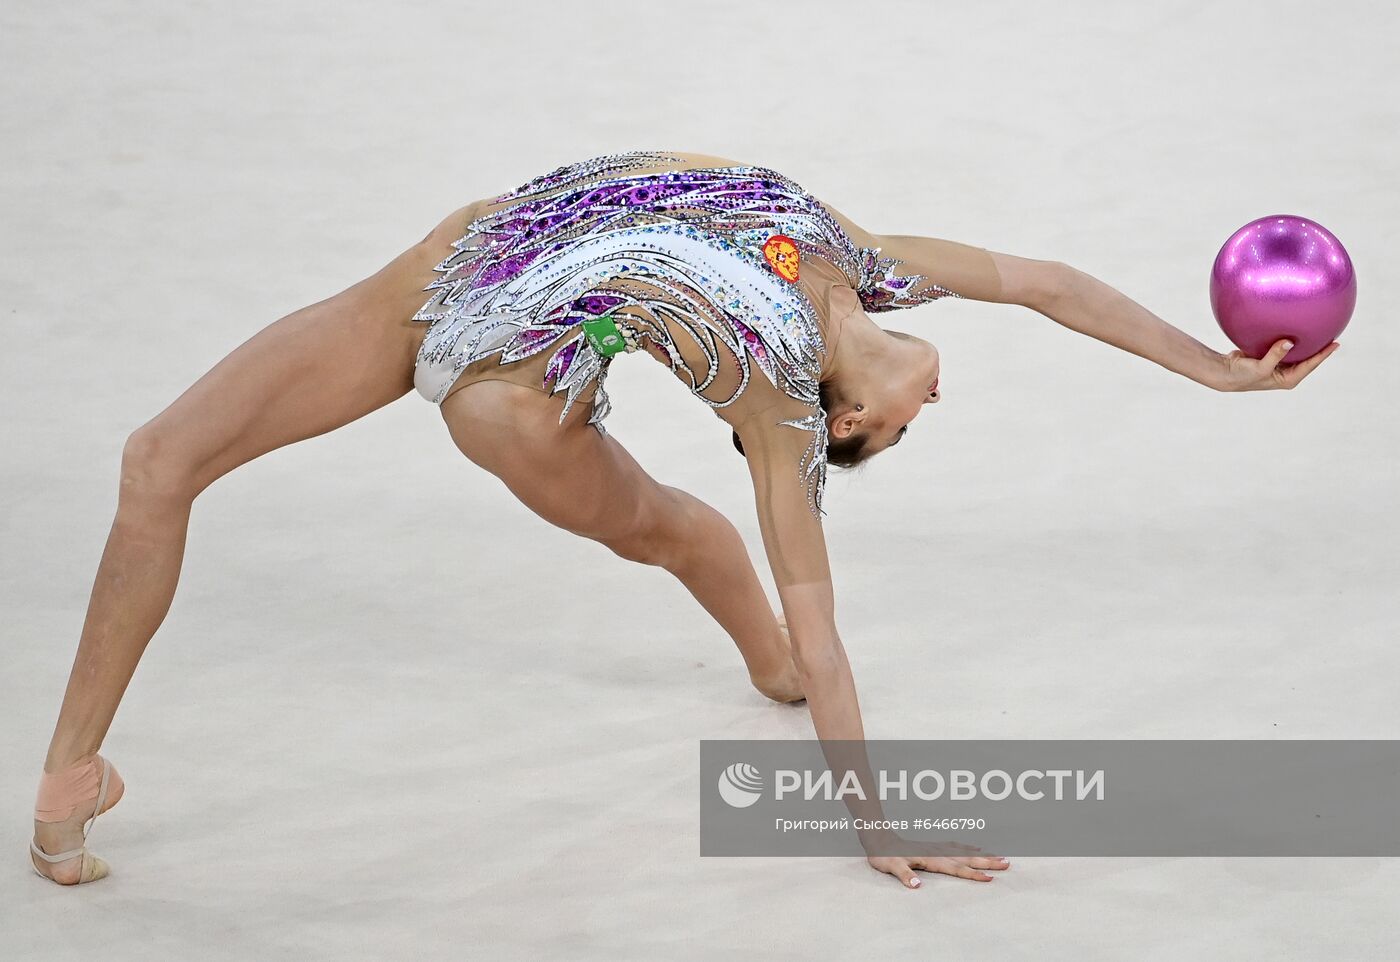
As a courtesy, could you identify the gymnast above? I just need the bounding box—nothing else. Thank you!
[30,150,1335,889]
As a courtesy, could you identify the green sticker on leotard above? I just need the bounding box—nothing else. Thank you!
[581,312,628,357]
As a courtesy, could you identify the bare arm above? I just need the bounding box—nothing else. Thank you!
[730,404,873,748]
[823,202,1338,391]
[1044,262,1229,388]
[731,406,891,842]
[731,403,1007,886]
[1044,264,1337,390]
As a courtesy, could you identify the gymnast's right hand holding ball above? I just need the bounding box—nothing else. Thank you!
[1208,214,1353,391]
[1213,336,1339,392]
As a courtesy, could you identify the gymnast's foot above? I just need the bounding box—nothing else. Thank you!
[30,754,124,885]
[751,613,806,704]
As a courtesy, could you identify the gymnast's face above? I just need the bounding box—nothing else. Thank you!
[829,329,941,457]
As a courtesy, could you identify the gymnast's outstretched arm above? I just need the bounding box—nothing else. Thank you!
[821,202,1338,392]
[727,392,1010,889]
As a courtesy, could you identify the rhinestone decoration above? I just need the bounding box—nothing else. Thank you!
[854,246,962,311]
[412,150,943,517]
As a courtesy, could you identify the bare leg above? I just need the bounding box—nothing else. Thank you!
[32,215,466,882]
[439,380,802,702]
[658,489,802,699]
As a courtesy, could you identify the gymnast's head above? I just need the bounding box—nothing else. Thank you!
[732,326,941,468]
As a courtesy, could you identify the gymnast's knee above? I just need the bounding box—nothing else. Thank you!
[618,487,730,574]
[119,423,199,506]
[597,489,694,571]
[600,522,675,570]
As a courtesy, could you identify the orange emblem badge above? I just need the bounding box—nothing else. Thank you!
[762,233,800,282]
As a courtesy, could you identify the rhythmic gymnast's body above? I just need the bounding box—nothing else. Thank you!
[29,150,1335,890]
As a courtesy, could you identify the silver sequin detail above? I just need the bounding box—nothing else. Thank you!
[413,150,923,517]
[779,409,830,517]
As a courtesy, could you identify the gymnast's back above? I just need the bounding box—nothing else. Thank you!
[411,149,863,429]
[409,148,894,589]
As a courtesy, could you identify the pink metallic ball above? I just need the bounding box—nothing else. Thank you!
[1209,215,1356,363]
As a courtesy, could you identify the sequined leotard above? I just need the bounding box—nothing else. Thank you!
[411,150,958,527]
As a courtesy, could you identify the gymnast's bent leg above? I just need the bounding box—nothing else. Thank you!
[30,227,453,885]
[439,380,802,702]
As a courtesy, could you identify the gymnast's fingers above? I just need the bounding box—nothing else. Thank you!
[909,857,995,882]
[951,855,1012,870]
[868,856,923,889]
[1262,338,1295,374]
[1283,342,1340,388]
